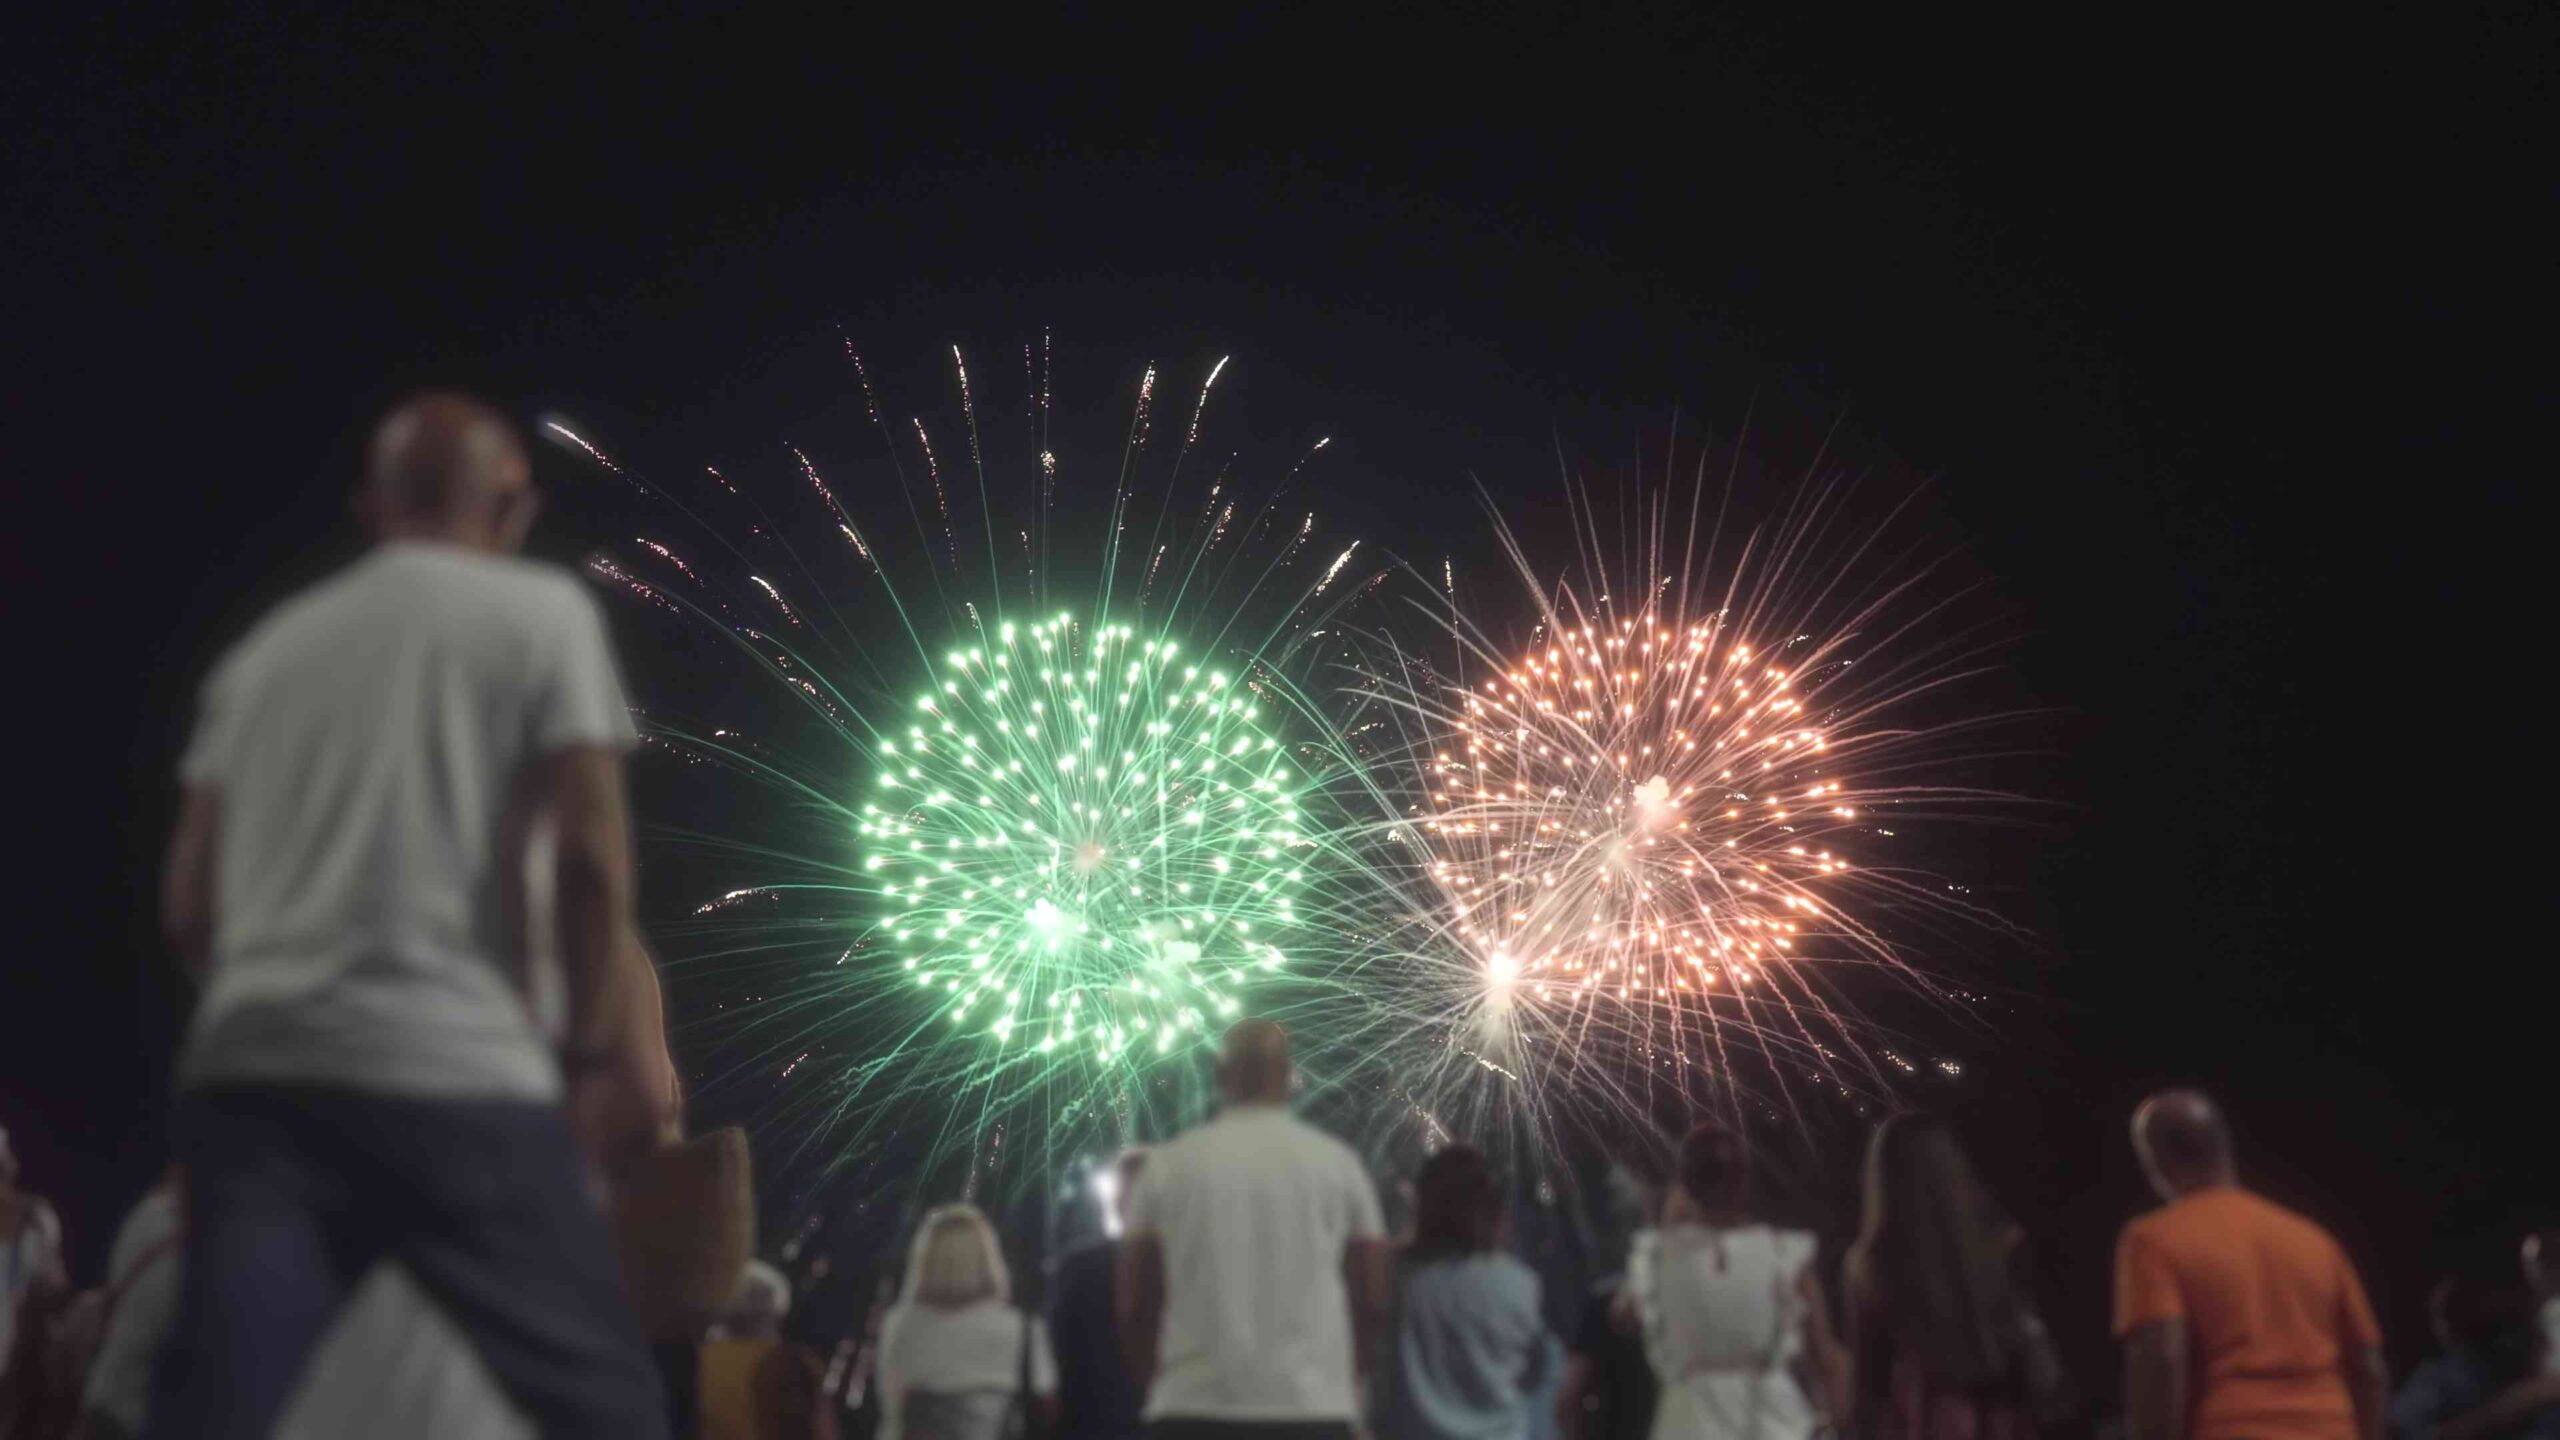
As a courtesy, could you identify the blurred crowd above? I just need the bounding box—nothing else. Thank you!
[1,393,2551,1440]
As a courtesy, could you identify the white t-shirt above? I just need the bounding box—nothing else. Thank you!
[177,543,637,1100]
[1123,1103,1386,1421]
[876,1300,1057,1440]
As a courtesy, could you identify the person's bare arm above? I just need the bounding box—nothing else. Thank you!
[2436,1372,2560,1440]
[1115,1231,1166,1396]
[2341,1343,2386,1440]
[516,746,668,1163]
[161,784,220,979]
[2124,1319,2189,1440]
[1796,1265,1851,1425]
[1345,1235,1392,1383]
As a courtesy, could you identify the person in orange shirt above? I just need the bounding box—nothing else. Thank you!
[2113,1090,2387,1440]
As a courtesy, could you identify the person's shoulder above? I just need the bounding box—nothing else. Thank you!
[1291,1114,1371,1174]
[1762,1224,1817,1266]
[440,550,599,615]
[1053,1236,1115,1280]
[2215,1188,2339,1249]
[210,560,370,674]
[2118,1201,2181,1251]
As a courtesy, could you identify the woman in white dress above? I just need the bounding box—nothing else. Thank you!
[875,1205,1059,1440]
[1630,1124,1847,1440]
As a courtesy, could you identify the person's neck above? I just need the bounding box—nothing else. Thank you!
[2171,1171,2238,1198]
[1220,1093,1287,1110]
[378,525,495,553]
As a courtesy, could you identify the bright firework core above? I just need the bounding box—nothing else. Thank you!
[1430,617,1856,1009]
[859,614,1308,1060]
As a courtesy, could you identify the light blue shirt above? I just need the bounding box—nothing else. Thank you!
[1381,1252,1561,1440]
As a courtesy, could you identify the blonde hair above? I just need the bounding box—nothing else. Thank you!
[902,1205,1010,1308]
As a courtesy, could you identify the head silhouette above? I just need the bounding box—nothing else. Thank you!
[1676,1122,1750,1216]
[356,391,537,552]
[2131,1088,2235,1200]
[1410,1144,1504,1259]
[1216,1018,1292,1105]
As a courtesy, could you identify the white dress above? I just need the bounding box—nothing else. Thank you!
[1629,1223,1820,1440]
[876,1300,1057,1440]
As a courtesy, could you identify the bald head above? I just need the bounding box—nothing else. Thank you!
[1217,1019,1293,1105]
[360,391,536,551]
[2132,1088,2235,1199]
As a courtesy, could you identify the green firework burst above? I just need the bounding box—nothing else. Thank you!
[547,346,1413,1206]
[863,615,1313,1059]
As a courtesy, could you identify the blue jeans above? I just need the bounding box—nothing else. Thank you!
[143,1084,668,1439]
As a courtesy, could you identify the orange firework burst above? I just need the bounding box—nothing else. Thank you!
[1360,466,2020,1149]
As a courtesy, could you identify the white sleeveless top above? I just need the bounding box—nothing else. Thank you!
[1629,1223,1819,1440]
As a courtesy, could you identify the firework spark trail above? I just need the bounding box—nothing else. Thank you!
[1278,511,1317,566]
[1131,365,1157,454]
[911,418,963,568]
[1316,542,1361,594]
[790,447,879,570]
[544,422,633,483]
[1184,355,1230,449]
[1283,436,1332,483]
[749,575,802,626]
[844,338,883,425]
[637,538,702,585]
[588,556,682,614]
[954,345,985,476]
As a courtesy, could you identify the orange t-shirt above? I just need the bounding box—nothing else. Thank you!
[2113,1186,2381,1440]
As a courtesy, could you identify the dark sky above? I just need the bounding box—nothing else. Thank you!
[5,2,2548,1386]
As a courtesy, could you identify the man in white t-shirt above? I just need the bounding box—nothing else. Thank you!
[1116,1020,1389,1440]
[146,392,671,1439]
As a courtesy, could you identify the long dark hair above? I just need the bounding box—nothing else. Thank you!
[1409,1144,1504,1261]
[1844,1114,2026,1389]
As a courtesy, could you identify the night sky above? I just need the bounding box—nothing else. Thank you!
[5,4,2548,1394]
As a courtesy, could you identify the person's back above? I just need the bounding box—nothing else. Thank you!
[878,1298,1052,1440]
[1381,1144,1558,1440]
[2114,1092,2383,1440]
[1132,1104,1383,1420]
[2117,1187,2376,1438]
[1387,1251,1557,1440]
[1629,1123,1845,1440]
[1051,1238,1143,1440]
[185,543,620,1095]
[1635,1220,1819,1439]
